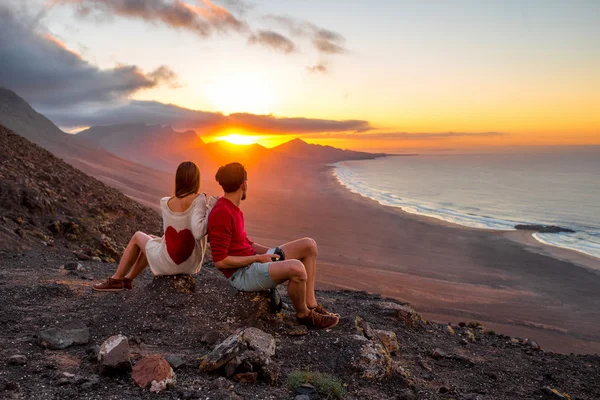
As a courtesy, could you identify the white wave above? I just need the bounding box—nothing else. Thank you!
[333,164,518,231]
[533,232,600,260]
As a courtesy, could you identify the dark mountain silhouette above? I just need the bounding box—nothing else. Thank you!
[271,137,386,162]
[77,124,206,172]
[0,88,171,208]
[74,123,386,174]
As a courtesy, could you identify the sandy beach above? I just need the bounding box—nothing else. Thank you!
[198,163,600,355]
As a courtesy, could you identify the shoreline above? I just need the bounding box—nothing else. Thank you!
[331,162,600,270]
[242,163,600,355]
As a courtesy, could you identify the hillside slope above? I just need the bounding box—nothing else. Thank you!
[0,124,161,255]
[0,88,171,208]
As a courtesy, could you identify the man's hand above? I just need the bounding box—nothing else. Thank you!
[256,253,279,263]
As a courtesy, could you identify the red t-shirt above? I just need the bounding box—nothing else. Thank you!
[207,197,256,278]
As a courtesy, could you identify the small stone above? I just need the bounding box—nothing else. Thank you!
[63,262,81,271]
[91,256,102,262]
[446,325,455,335]
[460,338,469,346]
[374,329,399,354]
[431,348,447,359]
[98,334,131,373]
[39,320,90,349]
[211,377,232,390]
[467,329,476,342]
[439,386,449,393]
[458,322,466,327]
[288,325,309,336]
[165,354,186,369]
[295,396,311,400]
[73,251,90,261]
[8,355,27,365]
[132,355,175,393]
[234,372,257,383]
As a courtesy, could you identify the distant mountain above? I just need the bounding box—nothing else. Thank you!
[0,123,161,253]
[0,88,171,208]
[271,138,386,163]
[78,124,206,172]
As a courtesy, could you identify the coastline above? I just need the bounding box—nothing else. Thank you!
[332,161,600,270]
[240,164,600,355]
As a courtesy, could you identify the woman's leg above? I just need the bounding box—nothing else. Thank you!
[112,231,152,279]
[125,251,149,280]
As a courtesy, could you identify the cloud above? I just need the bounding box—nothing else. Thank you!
[51,0,248,36]
[312,28,346,54]
[305,132,506,141]
[307,64,328,73]
[0,5,179,108]
[263,14,348,55]
[213,0,252,15]
[248,30,295,54]
[50,1,347,69]
[42,100,372,135]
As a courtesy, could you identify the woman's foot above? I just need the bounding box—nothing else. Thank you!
[93,277,133,292]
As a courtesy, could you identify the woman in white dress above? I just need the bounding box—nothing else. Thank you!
[93,161,217,292]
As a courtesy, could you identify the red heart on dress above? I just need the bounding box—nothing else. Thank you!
[164,226,195,265]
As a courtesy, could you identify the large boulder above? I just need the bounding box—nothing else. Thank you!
[132,355,176,393]
[378,302,423,327]
[200,328,278,385]
[200,328,275,372]
[38,320,90,350]
[98,334,131,374]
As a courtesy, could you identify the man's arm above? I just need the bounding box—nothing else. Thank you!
[251,242,270,255]
[215,253,278,269]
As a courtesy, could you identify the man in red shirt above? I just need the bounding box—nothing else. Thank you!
[208,162,339,330]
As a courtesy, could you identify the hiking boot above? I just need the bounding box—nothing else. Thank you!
[297,309,339,330]
[310,304,340,318]
[123,278,133,290]
[93,277,126,292]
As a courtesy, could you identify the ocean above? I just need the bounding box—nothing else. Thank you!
[334,148,600,259]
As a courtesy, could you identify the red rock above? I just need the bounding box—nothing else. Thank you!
[132,355,175,393]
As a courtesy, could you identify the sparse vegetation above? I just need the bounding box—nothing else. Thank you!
[288,370,346,399]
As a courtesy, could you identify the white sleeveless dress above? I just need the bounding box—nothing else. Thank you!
[145,194,218,276]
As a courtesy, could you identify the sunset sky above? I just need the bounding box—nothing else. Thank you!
[1,0,599,152]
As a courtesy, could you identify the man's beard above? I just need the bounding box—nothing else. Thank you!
[241,191,247,201]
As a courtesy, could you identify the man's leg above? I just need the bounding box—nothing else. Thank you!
[280,238,319,308]
[267,259,310,318]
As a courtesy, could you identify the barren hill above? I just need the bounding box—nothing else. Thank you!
[0,88,171,208]
[0,124,161,256]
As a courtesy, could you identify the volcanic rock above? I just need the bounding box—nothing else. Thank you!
[38,320,90,350]
[132,355,175,393]
[98,334,131,374]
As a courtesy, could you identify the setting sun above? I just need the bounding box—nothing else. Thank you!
[215,134,258,145]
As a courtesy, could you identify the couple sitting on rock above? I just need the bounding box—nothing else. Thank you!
[93,161,339,330]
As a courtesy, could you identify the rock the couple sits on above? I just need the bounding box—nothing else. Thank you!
[93,161,339,330]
